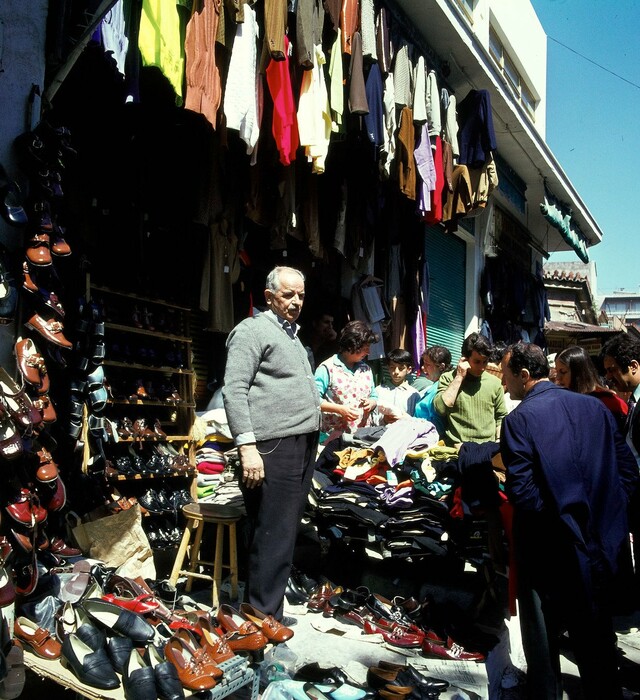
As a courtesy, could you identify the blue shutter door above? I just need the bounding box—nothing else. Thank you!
[424,226,466,364]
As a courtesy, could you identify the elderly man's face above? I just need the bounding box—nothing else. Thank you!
[501,353,526,400]
[265,271,305,323]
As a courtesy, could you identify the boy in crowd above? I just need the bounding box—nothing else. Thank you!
[375,349,420,424]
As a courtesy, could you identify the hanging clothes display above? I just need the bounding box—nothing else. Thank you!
[139,0,185,99]
[184,0,223,128]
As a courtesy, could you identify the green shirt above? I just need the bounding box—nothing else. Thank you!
[433,370,507,446]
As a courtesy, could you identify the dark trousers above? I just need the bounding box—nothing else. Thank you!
[240,432,318,620]
[514,513,622,700]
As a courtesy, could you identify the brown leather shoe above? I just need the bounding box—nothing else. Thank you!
[22,261,38,293]
[36,447,59,482]
[24,313,72,349]
[197,616,235,662]
[14,337,44,387]
[26,233,52,266]
[14,616,62,659]
[33,394,57,425]
[216,604,268,652]
[239,603,294,643]
[172,629,223,677]
[164,637,217,691]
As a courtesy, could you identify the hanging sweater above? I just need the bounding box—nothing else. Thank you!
[223,312,321,444]
[434,370,507,446]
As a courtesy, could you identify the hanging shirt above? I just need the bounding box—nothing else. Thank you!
[415,123,436,216]
[101,0,129,76]
[393,41,413,107]
[328,29,345,131]
[139,0,184,100]
[397,106,416,200]
[364,63,384,146]
[266,36,300,166]
[426,70,441,137]
[360,0,377,61]
[426,136,444,224]
[412,56,428,123]
[379,73,396,179]
[184,0,223,128]
[223,4,261,154]
[443,92,459,159]
[297,44,332,173]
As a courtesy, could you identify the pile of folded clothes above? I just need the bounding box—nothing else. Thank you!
[194,408,235,501]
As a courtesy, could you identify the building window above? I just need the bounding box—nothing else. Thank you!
[455,0,475,23]
[489,26,537,120]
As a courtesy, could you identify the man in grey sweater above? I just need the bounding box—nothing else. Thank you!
[223,266,321,622]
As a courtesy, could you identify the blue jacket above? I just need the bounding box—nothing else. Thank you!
[501,382,638,582]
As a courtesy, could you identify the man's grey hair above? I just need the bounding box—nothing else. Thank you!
[265,266,305,292]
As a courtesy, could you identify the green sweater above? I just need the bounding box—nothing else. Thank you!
[433,370,507,446]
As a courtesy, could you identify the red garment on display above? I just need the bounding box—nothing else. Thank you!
[266,36,299,166]
[425,136,444,224]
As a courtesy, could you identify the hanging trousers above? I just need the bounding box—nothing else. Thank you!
[240,432,318,620]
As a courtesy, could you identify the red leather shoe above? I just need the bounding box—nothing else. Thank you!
[49,537,81,558]
[422,633,485,661]
[0,565,16,607]
[6,489,47,525]
[102,593,160,615]
[362,620,423,648]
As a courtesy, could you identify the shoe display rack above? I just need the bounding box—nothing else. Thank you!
[83,284,199,561]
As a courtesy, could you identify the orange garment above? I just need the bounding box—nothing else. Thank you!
[266,36,299,166]
[340,0,359,54]
[184,0,222,128]
[397,106,416,200]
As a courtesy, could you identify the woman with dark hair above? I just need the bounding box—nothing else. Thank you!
[556,345,628,431]
[314,320,378,441]
[413,346,453,436]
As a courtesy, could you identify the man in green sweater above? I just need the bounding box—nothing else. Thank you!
[434,332,507,446]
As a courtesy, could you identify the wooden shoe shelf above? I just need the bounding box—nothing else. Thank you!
[85,284,197,484]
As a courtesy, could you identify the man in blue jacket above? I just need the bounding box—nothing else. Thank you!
[500,343,638,700]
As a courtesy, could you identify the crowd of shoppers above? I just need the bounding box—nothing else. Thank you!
[223,265,639,699]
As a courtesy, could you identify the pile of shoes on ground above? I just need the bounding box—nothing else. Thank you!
[286,568,485,662]
[10,561,295,698]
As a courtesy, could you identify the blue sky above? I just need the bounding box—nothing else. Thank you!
[530,0,640,297]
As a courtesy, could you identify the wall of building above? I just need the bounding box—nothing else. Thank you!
[471,0,547,136]
[0,2,48,367]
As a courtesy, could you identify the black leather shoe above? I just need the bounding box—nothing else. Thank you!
[61,633,120,689]
[397,667,449,694]
[294,662,349,685]
[146,644,185,700]
[123,649,157,700]
[285,577,309,605]
[291,567,318,596]
[81,599,154,644]
[107,635,133,674]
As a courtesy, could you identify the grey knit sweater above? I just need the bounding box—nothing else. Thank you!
[222,312,321,444]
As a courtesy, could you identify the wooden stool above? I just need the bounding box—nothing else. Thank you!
[169,502,242,609]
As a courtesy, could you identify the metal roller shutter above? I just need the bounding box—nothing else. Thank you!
[424,226,466,364]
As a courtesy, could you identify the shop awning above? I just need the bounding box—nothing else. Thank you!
[544,321,618,335]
